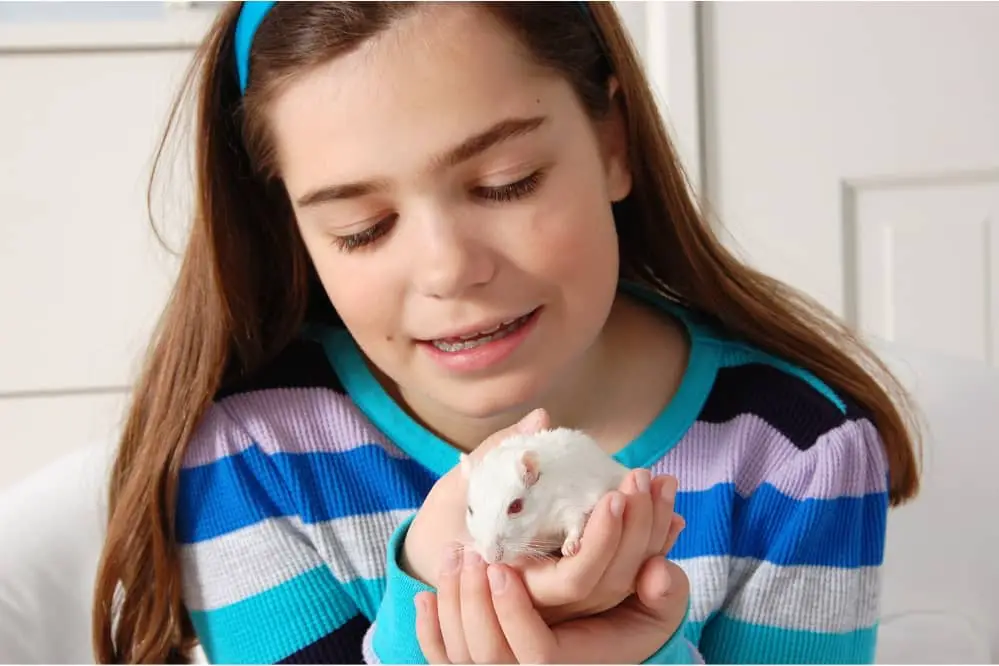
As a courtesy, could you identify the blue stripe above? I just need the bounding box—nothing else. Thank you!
[177,448,885,567]
[699,614,878,664]
[671,483,887,567]
[189,566,369,664]
[176,444,437,544]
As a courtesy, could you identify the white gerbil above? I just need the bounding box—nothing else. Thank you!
[459,427,630,565]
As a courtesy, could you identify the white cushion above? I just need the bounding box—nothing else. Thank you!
[871,340,999,664]
[0,442,113,663]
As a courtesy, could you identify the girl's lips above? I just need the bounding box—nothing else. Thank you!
[418,307,542,373]
[425,311,534,343]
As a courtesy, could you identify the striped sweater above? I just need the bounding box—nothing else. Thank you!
[176,286,889,664]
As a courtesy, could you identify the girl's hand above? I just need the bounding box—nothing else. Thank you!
[518,470,685,625]
[415,547,690,664]
[401,406,685,625]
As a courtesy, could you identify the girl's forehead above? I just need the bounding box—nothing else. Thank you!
[267,5,567,189]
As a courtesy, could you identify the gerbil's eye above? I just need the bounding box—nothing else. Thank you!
[467,505,473,517]
[507,499,524,516]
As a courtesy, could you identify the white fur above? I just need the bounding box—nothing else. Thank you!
[462,427,630,564]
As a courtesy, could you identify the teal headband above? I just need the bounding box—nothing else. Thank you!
[234,0,276,94]
[234,1,598,95]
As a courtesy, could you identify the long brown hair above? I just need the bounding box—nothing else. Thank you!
[92,2,921,662]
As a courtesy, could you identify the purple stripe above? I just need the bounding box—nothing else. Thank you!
[182,388,408,469]
[652,414,887,500]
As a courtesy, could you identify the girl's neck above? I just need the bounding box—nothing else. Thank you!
[387,292,690,455]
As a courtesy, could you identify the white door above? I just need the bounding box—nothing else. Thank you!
[693,5,999,663]
[700,1,999,367]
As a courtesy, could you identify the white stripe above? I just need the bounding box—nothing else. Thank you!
[675,555,730,624]
[675,555,880,633]
[180,509,413,611]
[362,621,380,664]
[726,558,881,632]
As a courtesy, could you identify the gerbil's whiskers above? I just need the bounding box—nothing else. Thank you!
[503,537,562,562]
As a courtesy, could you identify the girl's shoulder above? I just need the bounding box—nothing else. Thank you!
[703,340,874,452]
[683,337,889,501]
[182,336,406,471]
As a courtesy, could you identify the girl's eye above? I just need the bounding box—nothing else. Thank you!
[331,214,396,253]
[507,498,523,516]
[475,170,544,203]
[330,171,543,252]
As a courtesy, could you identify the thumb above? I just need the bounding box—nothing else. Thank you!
[517,407,550,433]
[471,408,552,464]
[635,557,689,617]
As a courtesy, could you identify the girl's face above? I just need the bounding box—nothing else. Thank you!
[269,5,632,421]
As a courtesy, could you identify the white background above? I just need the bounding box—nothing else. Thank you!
[1,1,996,491]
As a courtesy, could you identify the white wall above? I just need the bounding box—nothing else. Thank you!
[0,6,211,491]
[0,2,692,492]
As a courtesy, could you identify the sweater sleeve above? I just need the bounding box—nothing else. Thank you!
[365,516,700,664]
[176,403,368,664]
[697,416,890,664]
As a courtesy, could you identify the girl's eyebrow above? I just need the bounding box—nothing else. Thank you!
[296,114,548,208]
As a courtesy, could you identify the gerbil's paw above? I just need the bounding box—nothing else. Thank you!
[561,536,582,557]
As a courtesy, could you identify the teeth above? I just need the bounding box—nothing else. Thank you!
[433,314,529,352]
[459,323,502,340]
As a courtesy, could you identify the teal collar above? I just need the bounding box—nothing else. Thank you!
[314,282,721,476]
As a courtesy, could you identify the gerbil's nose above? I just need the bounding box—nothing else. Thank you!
[480,543,503,564]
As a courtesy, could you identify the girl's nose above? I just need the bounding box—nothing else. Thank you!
[410,216,496,299]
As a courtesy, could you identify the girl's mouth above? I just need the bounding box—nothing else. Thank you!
[431,312,534,352]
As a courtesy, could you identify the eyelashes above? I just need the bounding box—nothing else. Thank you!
[332,216,395,253]
[472,170,543,203]
[331,170,546,253]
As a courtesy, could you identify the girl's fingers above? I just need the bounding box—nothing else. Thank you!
[635,557,690,617]
[648,474,678,555]
[436,545,471,664]
[488,565,559,665]
[459,552,516,664]
[661,513,686,557]
[520,489,625,606]
[415,592,450,664]
[597,469,654,596]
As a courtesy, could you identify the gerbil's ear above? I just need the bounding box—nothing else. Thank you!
[459,452,473,480]
[516,450,541,487]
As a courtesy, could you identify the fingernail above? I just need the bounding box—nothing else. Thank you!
[609,492,625,518]
[635,469,651,494]
[414,593,429,615]
[440,547,462,576]
[487,565,507,593]
[675,515,686,537]
[661,476,678,502]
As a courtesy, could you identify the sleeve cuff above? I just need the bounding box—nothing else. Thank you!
[369,513,434,664]
[642,600,700,664]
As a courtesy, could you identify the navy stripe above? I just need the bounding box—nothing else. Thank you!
[671,482,887,567]
[700,364,857,450]
[278,614,370,664]
[176,444,437,544]
[217,338,345,400]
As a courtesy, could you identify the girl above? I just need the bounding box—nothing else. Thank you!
[92,1,921,664]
